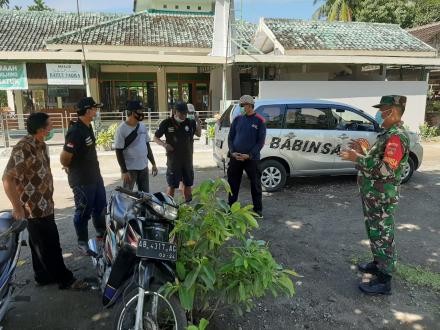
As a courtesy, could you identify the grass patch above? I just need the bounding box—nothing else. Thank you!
[396,264,440,291]
[349,255,440,291]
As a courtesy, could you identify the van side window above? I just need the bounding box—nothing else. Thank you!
[331,109,376,131]
[256,105,284,129]
[219,105,233,128]
[285,108,334,130]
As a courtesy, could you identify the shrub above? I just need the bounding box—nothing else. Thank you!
[164,178,299,324]
[419,122,440,140]
[95,123,118,149]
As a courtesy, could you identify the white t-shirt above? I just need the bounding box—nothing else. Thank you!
[114,122,150,170]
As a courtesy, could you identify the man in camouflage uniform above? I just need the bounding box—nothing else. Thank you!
[340,95,410,295]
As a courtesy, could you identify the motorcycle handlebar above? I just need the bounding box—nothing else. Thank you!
[0,219,28,239]
[114,186,151,202]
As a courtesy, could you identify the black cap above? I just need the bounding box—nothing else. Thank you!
[77,97,103,115]
[127,100,146,112]
[174,101,188,114]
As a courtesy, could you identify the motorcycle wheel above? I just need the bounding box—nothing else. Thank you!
[113,284,187,330]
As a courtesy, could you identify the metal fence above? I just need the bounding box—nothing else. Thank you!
[0,110,216,148]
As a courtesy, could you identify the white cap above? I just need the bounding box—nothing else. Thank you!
[239,95,255,105]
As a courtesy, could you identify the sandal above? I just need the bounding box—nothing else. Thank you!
[59,278,90,291]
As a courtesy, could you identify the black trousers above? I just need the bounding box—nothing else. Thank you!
[27,214,74,287]
[227,158,263,212]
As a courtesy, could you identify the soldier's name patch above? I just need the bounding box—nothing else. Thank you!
[269,137,341,155]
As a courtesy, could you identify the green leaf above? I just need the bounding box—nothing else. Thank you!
[238,282,246,301]
[187,326,198,330]
[230,202,241,213]
[198,318,209,330]
[282,269,303,277]
[243,213,259,228]
[178,285,195,311]
[183,265,201,289]
[200,273,214,290]
[176,261,186,280]
[278,275,295,296]
[202,264,216,284]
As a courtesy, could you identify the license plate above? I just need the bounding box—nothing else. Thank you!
[215,140,223,148]
[136,239,177,261]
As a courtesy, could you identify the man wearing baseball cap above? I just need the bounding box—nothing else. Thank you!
[340,95,410,295]
[114,100,158,192]
[227,95,266,218]
[60,97,106,255]
[154,101,201,201]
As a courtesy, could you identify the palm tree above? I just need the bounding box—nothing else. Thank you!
[0,0,10,9]
[28,0,53,11]
[313,0,358,22]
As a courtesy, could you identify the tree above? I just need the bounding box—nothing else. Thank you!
[354,0,415,28]
[414,0,440,26]
[28,0,53,11]
[0,0,10,9]
[313,0,358,21]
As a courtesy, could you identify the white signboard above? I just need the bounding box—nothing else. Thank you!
[46,64,84,85]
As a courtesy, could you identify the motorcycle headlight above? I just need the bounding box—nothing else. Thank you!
[163,203,178,221]
[151,202,164,217]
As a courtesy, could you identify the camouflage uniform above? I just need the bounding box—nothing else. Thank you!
[356,121,410,275]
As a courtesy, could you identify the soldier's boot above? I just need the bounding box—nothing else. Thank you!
[357,261,378,275]
[359,272,392,295]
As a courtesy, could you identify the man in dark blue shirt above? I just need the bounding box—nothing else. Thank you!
[227,95,266,217]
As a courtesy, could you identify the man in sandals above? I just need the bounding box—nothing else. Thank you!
[2,113,87,290]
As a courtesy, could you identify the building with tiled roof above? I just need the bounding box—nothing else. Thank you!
[46,11,214,50]
[254,18,435,56]
[0,10,122,52]
[408,22,440,51]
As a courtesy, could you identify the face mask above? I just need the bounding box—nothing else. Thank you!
[375,109,391,127]
[174,115,184,123]
[44,128,55,141]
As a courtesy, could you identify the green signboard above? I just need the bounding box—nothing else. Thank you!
[0,62,28,90]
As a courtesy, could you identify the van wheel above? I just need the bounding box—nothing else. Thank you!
[401,157,415,184]
[260,159,287,192]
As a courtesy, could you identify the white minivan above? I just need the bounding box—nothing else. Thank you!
[214,99,423,192]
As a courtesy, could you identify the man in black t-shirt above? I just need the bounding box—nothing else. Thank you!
[60,97,106,255]
[154,102,201,202]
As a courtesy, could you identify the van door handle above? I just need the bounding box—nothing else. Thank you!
[284,132,296,139]
[338,134,349,139]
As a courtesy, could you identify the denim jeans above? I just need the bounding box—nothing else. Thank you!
[72,177,107,243]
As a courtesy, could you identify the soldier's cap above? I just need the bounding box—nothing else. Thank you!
[77,97,103,115]
[174,101,188,114]
[239,95,255,105]
[373,95,407,113]
[126,100,146,113]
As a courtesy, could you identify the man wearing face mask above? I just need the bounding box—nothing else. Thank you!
[340,95,410,295]
[114,101,158,192]
[60,97,106,256]
[227,95,266,218]
[3,113,87,290]
[154,102,201,202]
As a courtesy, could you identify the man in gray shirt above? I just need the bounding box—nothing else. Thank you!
[114,101,158,192]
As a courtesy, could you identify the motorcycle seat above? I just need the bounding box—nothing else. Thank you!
[0,212,18,271]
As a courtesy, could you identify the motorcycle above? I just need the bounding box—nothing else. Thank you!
[0,211,27,322]
[88,187,187,330]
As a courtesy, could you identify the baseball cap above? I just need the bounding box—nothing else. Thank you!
[174,102,188,114]
[373,95,407,113]
[240,95,255,105]
[127,100,146,112]
[77,97,103,115]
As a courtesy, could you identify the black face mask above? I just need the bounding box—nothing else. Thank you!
[134,112,144,121]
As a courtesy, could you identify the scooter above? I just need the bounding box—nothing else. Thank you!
[88,187,186,329]
[0,211,27,322]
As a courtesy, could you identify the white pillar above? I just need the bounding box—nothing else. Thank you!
[157,66,168,113]
[6,90,15,112]
[13,91,25,129]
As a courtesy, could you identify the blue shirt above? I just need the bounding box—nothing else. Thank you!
[228,113,266,160]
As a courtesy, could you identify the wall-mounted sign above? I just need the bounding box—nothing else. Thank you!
[0,62,28,90]
[48,87,70,97]
[46,64,84,85]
